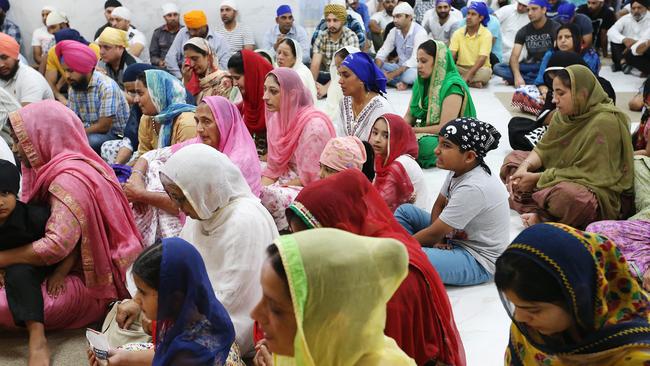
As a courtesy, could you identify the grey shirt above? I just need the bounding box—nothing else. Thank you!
[149,24,180,66]
[439,167,510,274]
[164,27,232,78]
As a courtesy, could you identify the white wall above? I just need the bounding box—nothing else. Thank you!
[9,0,329,61]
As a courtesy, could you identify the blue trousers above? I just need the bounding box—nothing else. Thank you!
[493,62,540,85]
[88,131,119,154]
[382,62,418,86]
[394,204,492,286]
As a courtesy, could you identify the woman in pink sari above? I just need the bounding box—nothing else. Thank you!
[260,68,336,230]
[125,96,262,245]
[2,100,143,363]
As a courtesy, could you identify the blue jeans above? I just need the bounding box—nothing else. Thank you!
[493,62,540,85]
[382,62,417,86]
[88,131,119,154]
[394,204,492,286]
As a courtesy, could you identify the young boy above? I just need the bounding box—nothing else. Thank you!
[394,117,510,286]
[0,159,78,327]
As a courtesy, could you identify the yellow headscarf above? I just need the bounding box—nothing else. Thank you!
[97,27,129,48]
[183,10,208,29]
[274,228,415,366]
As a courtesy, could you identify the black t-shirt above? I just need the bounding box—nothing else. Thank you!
[514,19,561,63]
[577,4,616,37]
[0,201,50,250]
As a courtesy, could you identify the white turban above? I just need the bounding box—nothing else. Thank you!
[111,6,132,21]
[45,10,68,26]
[161,3,179,16]
[220,0,238,11]
[393,2,415,16]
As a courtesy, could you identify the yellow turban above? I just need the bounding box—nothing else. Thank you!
[184,10,208,29]
[97,27,129,48]
[324,4,347,22]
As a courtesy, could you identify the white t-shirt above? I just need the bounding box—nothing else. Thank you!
[215,22,255,55]
[0,63,54,104]
[31,26,54,53]
[128,26,150,63]
[438,166,510,274]
[396,155,430,211]
[422,8,464,43]
[494,4,530,60]
[370,10,393,30]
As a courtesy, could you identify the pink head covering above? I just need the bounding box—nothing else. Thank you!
[264,68,335,178]
[0,32,19,59]
[9,100,143,300]
[319,136,367,172]
[55,40,98,74]
[171,96,262,196]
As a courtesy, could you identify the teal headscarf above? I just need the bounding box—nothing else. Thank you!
[144,69,196,147]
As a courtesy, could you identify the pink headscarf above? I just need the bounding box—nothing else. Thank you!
[171,96,262,196]
[264,68,335,179]
[55,40,98,74]
[9,100,143,300]
[319,136,367,172]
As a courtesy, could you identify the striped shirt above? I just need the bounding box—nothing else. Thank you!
[215,22,255,55]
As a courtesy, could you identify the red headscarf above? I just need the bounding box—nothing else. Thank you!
[9,100,143,300]
[372,113,419,211]
[238,49,273,134]
[287,169,466,366]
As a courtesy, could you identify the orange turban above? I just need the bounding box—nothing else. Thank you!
[184,10,208,29]
[0,33,19,59]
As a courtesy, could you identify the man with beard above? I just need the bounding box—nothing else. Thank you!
[0,34,53,106]
[57,40,128,154]
[608,0,650,72]
[369,0,398,50]
[311,0,367,50]
[0,0,20,47]
[109,6,149,63]
[311,2,360,97]
[495,0,530,61]
[165,10,231,78]
[215,0,255,55]
[94,0,122,40]
[150,3,181,68]
[423,0,464,44]
[375,2,427,90]
[577,0,615,57]
[96,27,136,89]
[262,5,310,64]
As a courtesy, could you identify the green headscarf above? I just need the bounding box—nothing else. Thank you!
[409,40,476,168]
[534,64,634,220]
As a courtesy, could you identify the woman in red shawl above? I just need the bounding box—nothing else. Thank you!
[369,113,430,212]
[284,169,465,366]
[2,101,143,363]
[228,50,273,155]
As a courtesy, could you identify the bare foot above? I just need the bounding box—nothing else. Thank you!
[521,213,542,228]
[28,340,50,366]
[469,81,484,88]
[396,82,409,91]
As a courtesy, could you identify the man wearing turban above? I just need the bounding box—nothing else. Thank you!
[0,33,53,105]
[150,3,182,67]
[96,27,137,89]
[109,6,149,63]
[164,10,231,78]
[0,0,21,47]
[215,0,255,54]
[310,2,360,99]
[57,40,129,154]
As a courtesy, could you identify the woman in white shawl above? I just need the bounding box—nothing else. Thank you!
[275,38,317,102]
[159,143,278,358]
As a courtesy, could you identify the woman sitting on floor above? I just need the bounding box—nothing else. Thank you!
[501,65,634,229]
[404,40,476,168]
[275,38,317,102]
[160,144,277,357]
[336,52,393,139]
[251,229,416,365]
[369,114,429,212]
[284,169,465,366]
[495,223,650,365]
[318,135,375,180]
[323,46,360,120]
[260,68,335,231]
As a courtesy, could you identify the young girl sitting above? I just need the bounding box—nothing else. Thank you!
[318,136,375,181]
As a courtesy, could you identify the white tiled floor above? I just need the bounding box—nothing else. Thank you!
[373,68,645,365]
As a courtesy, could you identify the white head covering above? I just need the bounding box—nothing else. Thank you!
[111,6,131,21]
[393,2,415,16]
[220,0,238,11]
[161,143,278,358]
[517,0,530,5]
[45,10,68,26]
[330,0,347,5]
[42,5,56,12]
[161,3,179,16]
[279,38,318,102]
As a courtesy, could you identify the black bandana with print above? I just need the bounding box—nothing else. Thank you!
[441,117,501,174]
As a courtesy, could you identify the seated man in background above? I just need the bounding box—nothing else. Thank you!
[149,3,181,68]
[608,0,650,72]
[109,6,149,63]
[94,0,122,39]
[215,0,255,55]
[369,0,397,50]
[0,33,53,106]
[495,0,530,62]
[422,0,464,44]
[577,0,616,57]
[31,6,55,70]
[96,27,136,89]
[0,0,21,47]
[450,1,493,88]
[262,5,310,64]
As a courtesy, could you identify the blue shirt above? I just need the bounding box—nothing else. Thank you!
[261,24,311,64]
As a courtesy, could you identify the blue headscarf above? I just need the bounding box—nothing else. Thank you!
[123,63,156,83]
[153,237,236,366]
[468,1,490,26]
[144,70,196,148]
[341,52,387,94]
[54,28,89,45]
[0,0,9,12]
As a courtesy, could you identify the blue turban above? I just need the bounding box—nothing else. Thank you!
[123,63,157,83]
[529,0,549,8]
[0,0,9,12]
[468,2,490,26]
[54,29,89,45]
[341,52,387,94]
[276,4,292,16]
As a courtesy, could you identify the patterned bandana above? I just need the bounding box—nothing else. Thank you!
[441,117,501,174]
